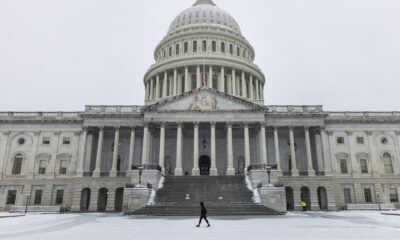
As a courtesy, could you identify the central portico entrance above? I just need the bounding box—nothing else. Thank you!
[199,155,211,176]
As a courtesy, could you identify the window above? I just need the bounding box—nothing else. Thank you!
[343,188,352,204]
[169,46,172,56]
[237,46,240,56]
[221,42,225,53]
[360,159,368,173]
[175,44,180,55]
[163,50,166,58]
[230,44,233,54]
[63,137,71,145]
[340,159,348,174]
[383,153,394,173]
[356,137,364,144]
[337,137,345,144]
[212,41,216,52]
[59,160,68,175]
[38,160,46,175]
[193,41,197,52]
[42,137,50,145]
[12,154,23,175]
[55,190,64,205]
[34,190,43,205]
[389,188,399,203]
[184,42,188,53]
[381,137,388,144]
[6,190,17,205]
[202,40,207,52]
[18,138,25,145]
[364,189,372,203]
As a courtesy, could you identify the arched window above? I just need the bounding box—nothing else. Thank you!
[193,41,197,52]
[383,153,394,173]
[169,46,172,57]
[176,44,180,55]
[221,42,225,53]
[202,40,207,52]
[163,50,166,58]
[12,154,23,175]
[237,46,240,56]
[184,42,188,53]
[212,41,216,52]
[230,44,233,54]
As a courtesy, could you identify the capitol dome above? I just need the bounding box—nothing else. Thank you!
[167,0,242,36]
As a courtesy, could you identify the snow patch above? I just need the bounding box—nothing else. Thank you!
[147,177,166,206]
[157,176,165,189]
[245,175,261,204]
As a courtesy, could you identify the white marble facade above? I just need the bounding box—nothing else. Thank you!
[1,0,400,212]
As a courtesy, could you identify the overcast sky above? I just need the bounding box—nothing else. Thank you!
[0,0,399,112]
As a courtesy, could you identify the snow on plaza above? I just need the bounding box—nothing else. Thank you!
[1,212,400,240]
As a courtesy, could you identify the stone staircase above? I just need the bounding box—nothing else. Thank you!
[131,176,281,216]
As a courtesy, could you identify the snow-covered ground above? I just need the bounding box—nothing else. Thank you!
[0,211,399,240]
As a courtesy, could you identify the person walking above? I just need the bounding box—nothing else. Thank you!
[196,202,210,227]
[300,200,307,212]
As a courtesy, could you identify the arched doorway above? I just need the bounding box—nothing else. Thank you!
[115,188,124,212]
[285,187,294,211]
[318,187,328,210]
[97,188,108,212]
[301,187,311,210]
[80,188,91,211]
[199,155,211,176]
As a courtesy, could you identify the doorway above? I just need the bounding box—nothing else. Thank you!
[199,155,211,176]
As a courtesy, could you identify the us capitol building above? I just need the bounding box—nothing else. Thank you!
[1,0,399,213]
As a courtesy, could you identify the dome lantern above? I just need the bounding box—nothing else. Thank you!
[193,0,216,6]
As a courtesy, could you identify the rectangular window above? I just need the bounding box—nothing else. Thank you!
[337,137,345,144]
[12,157,23,175]
[42,137,50,145]
[360,159,368,174]
[389,188,399,203]
[356,137,364,144]
[55,190,64,205]
[364,189,372,203]
[62,137,71,145]
[6,190,17,205]
[340,159,348,174]
[34,190,43,205]
[59,160,68,175]
[38,160,46,175]
[343,188,352,204]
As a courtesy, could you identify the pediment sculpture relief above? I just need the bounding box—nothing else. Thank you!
[188,95,218,111]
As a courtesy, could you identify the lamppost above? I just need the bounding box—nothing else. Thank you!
[138,166,144,188]
[265,165,272,187]
[25,194,30,214]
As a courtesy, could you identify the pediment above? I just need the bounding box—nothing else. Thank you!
[144,87,265,112]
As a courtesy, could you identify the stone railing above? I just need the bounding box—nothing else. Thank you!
[0,112,81,120]
[328,112,400,119]
[84,105,143,113]
[267,105,324,114]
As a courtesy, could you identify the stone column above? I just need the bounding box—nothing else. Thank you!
[289,127,299,176]
[260,82,264,100]
[249,75,254,100]
[184,67,190,92]
[260,123,268,165]
[255,79,259,100]
[150,78,154,100]
[141,123,149,165]
[0,131,10,179]
[159,123,166,175]
[210,122,218,175]
[241,72,246,98]
[173,69,178,95]
[347,131,358,175]
[219,66,225,92]
[77,127,88,175]
[320,128,332,176]
[305,127,315,176]
[196,66,201,88]
[209,66,213,88]
[128,127,136,171]
[273,127,282,173]
[162,72,168,98]
[145,82,150,100]
[175,123,183,176]
[93,127,104,177]
[244,123,251,171]
[155,75,160,99]
[192,122,200,175]
[110,126,120,177]
[226,122,235,175]
[232,69,236,95]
